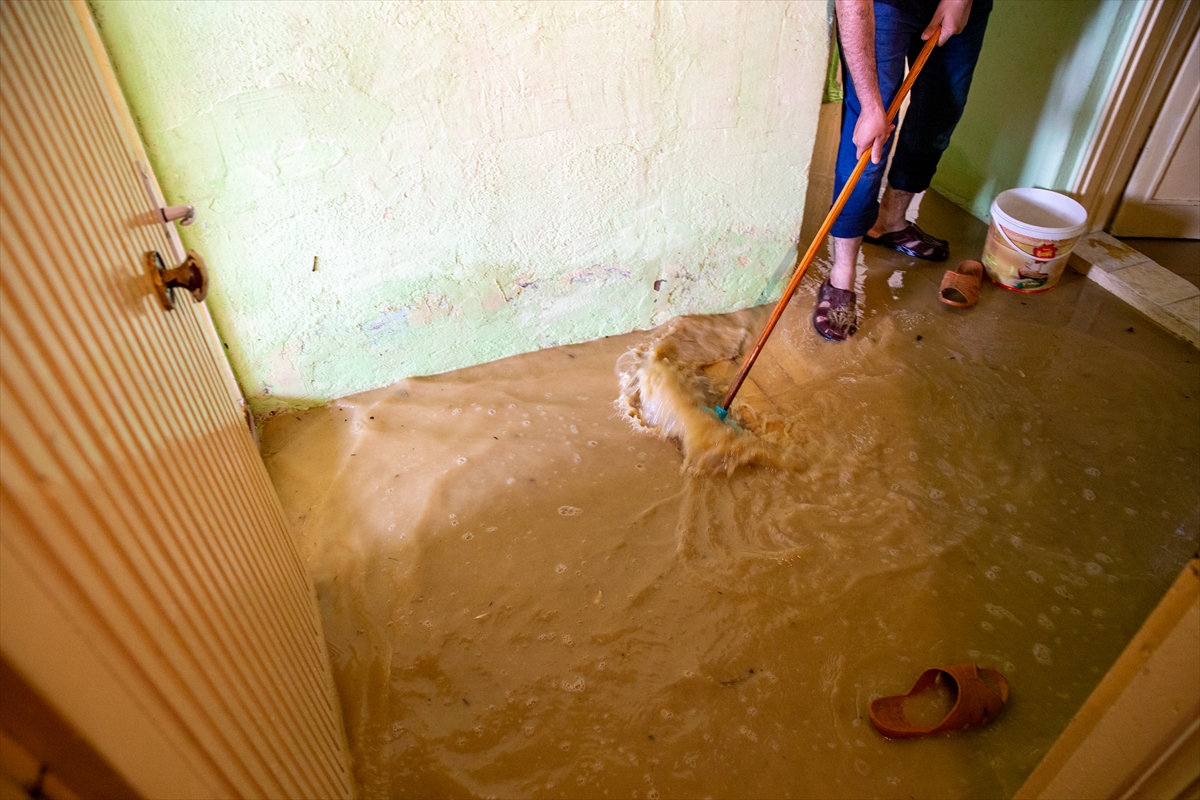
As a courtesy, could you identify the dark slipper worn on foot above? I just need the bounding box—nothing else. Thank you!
[940,259,983,307]
[812,282,858,341]
[869,663,1009,739]
[864,222,949,261]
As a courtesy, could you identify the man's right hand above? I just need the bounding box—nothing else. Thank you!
[853,101,893,165]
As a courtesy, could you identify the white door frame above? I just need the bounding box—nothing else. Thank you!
[1070,0,1200,232]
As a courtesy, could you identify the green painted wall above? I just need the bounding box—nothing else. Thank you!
[91,0,828,413]
[932,0,1141,222]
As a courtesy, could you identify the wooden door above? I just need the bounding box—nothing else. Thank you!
[1110,28,1200,238]
[0,2,354,797]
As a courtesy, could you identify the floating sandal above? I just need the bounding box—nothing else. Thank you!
[863,222,949,261]
[812,282,858,341]
[869,663,1009,739]
[939,259,984,308]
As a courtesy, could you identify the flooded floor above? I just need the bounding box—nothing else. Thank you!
[261,193,1200,798]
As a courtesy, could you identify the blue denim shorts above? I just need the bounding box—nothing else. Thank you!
[830,0,992,239]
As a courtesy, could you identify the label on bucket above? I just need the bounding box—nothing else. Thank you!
[982,223,1081,292]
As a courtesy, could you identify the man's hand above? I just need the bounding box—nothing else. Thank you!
[853,101,893,165]
[922,0,973,45]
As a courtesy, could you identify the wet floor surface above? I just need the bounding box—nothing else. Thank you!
[261,194,1200,798]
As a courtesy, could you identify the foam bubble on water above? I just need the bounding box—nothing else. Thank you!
[929,488,946,500]
[1033,644,1053,665]
[908,451,919,461]
[561,676,586,692]
[1085,467,1100,477]
[986,604,1021,625]
[452,408,461,415]
[1082,488,1095,501]
[1124,507,1137,515]
[1038,613,1054,630]
[573,454,581,463]
[558,505,583,516]
[462,532,474,541]
[1094,552,1113,564]
[522,420,531,426]
[1026,570,1045,584]
[587,440,598,447]
[887,270,904,288]
[506,477,516,485]
[555,563,568,573]
[1005,503,1019,514]
[981,620,994,631]
[456,456,467,465]
[1084,562,1103,575]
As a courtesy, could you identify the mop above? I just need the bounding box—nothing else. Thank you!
[617,29,941,474]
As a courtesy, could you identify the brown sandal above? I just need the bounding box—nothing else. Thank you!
[869,663,1009,739]
[812,282,858,341]
[940,259,983,308]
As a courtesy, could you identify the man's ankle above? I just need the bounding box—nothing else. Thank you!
[867,217,909,237]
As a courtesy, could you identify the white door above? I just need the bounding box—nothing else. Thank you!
[1110,28,1200,238]
[0,2,354,797]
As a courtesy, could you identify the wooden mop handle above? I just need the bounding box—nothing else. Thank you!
[717,28,941,415]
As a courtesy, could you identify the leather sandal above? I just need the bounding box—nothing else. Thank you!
[812,282,858,341]
[863,222,949,261]
[869,663,1009,739]
[940,259,983,308]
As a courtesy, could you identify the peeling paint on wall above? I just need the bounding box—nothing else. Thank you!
[92,0,828,413]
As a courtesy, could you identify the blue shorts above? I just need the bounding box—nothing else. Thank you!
[830,0,992,239]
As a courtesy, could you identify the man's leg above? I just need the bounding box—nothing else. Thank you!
[828,3,921,291]
[867,186,915,239]
[887,0,993,203]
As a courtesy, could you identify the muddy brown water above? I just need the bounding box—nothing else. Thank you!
[262,245,1199,798]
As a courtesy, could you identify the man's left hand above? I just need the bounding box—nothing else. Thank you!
[922,0,973,45]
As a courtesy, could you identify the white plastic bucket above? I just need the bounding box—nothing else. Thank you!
[981,188,1088,292]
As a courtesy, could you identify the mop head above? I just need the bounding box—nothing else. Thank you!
[615,314,795,475]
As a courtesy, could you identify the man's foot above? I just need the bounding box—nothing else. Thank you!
[812,282,858,341]
[863,222,949,261]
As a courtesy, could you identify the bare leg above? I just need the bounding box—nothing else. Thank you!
[829,235,862,292]
[866,184,914,238]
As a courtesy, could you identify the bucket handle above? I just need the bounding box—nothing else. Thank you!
[993,221,1070,263]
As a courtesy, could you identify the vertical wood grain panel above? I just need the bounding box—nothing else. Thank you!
[0,2,354,797]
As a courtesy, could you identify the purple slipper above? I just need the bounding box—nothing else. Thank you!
[812,282,858,341]
[863,222,949,261]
